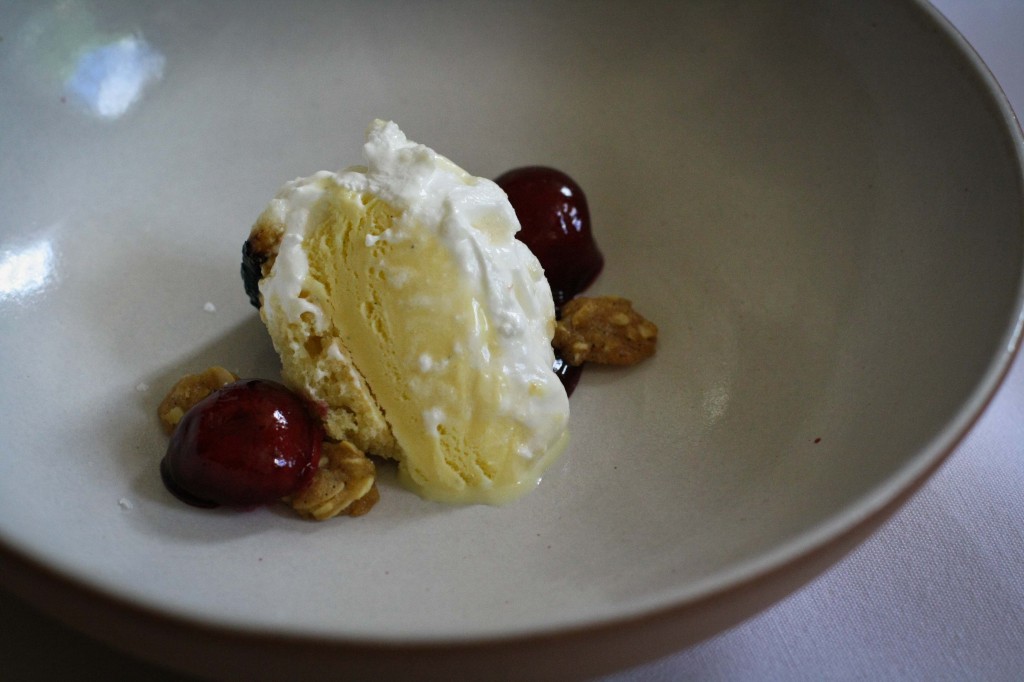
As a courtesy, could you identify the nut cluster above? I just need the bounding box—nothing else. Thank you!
[286,441,380,520]
[553,296,658,366]
[157,366,239,435]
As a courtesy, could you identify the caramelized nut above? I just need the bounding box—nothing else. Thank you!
[344,483,380,517]
[286,441,378,520]
[157,366,239,435]
[553,296,658,366]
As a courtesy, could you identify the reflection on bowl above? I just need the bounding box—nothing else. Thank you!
[11,0,164,119]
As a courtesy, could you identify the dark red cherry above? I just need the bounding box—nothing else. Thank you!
[161,379,322,508]
[495,166,604,307]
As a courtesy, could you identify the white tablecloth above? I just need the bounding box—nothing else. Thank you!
[3,1,1023,679]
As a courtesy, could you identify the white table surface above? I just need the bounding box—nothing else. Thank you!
[3,1,1023,679]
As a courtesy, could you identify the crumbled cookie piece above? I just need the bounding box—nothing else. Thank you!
[553,296,658,366]
[287,440,379,521]
[158,366,239,435]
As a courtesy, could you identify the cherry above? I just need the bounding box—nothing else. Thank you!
[495,166,604,307]
[161,379,322,508]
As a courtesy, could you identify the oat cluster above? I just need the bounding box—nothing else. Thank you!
[287,441,380,520]
[157,366,239,435]
[553,296,658,366]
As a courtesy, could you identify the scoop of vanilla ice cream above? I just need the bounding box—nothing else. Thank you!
[253,120,569,504]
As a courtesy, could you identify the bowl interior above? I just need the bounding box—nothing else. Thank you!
[0,0,1021,641]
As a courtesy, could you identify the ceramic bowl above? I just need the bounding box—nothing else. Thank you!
[1,1,1022,679]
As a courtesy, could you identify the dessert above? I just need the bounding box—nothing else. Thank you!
[243,120,570,505]
[155,122,658,519]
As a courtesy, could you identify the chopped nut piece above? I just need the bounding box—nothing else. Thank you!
[344,483,380,517]
[157,366,239,435]
[553,296,658,366]
[287,441,378,520]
